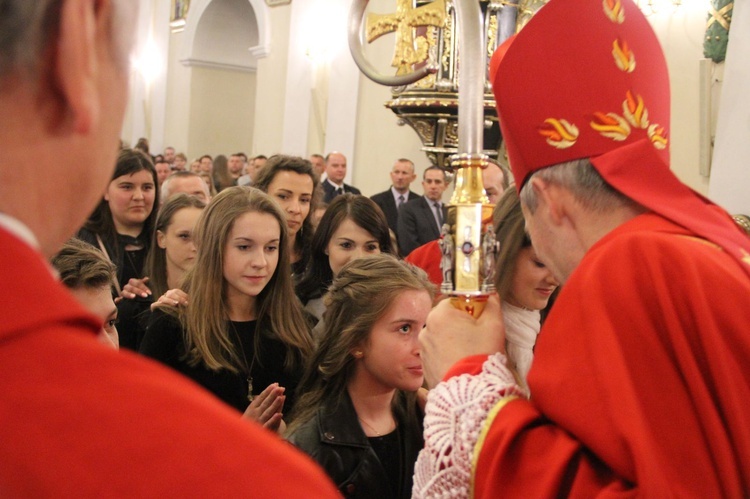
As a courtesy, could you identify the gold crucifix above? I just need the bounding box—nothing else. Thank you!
[366,0,447,76]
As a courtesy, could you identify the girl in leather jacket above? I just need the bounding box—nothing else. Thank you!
[286,255,434,498]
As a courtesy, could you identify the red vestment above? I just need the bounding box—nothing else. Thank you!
[405,240,442,288]
[0,228,340,497]
[464,214,750,496]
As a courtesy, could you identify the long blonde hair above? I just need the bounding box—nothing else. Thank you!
[179,187,313,373]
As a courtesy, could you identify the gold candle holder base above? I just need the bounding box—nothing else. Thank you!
[450,294,489,317]
[439,153,497,318]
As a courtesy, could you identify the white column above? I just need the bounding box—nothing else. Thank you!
[281,0,360,184]
[321,0,360,184]
[124,0,169,152]
[280,1,316,155]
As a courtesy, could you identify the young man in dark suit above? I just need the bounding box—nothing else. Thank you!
[322,151,361,203]
[397,166,448,256]
[370,158,420,240]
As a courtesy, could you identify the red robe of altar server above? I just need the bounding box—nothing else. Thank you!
[470,214,750,496]
[0,228,339,497]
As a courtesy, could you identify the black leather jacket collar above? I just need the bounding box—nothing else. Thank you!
[287,391,422,498]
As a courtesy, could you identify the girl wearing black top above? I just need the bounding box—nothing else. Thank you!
[286,255,434,498]
[140,187,313,432]
[295,194,396,326]
[77,148,158,294]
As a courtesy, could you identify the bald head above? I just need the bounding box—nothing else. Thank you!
[161,172,211,204]
[325,152,347,184]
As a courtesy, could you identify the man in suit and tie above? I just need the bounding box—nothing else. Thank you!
[322,151,361,203]
[370,158,420,240]
[397,166,448,256]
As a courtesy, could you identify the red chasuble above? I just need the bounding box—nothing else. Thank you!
[468,214,750,496]
[0,228,339,497]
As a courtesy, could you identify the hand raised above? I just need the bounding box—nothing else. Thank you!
[419,294,506,388]
[121,277,152,299]
[151,288,190,311]
[242,383,286,434]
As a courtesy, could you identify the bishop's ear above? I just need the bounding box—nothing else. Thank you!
[55,0,108,134]
[529,177,566,226]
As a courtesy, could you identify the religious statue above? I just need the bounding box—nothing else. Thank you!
[439,224,454,293]
[481,228,498,293]
[170,0,190,31]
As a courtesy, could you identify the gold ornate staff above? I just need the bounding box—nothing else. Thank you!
[349,0,496,316]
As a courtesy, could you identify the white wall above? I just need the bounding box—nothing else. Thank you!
[187,67,257,158]
[646,0,713,195]
[163,30,192,155]
[708,0,750,215]
[252,4,292,156]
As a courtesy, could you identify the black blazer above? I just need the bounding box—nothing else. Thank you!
[370,188,419,238]
[322,180,361,204]
[397,196,446,256]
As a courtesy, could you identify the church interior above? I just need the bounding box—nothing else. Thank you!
[123,0,746,213]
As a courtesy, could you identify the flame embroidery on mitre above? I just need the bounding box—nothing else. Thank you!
[539,119,579,149]
[590,112,631,141]
[612,38,635,73]
[647,123,668,149]
[622,91,650,129]
[603,0,625,23]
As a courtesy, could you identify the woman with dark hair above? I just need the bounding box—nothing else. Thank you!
[77,148,159,294]
[296,193,396,324]
[140,187,313,431]
[253,155,319,279]
[287,255,434,498]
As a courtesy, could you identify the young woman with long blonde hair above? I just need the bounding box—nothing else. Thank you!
[141,187,313,430]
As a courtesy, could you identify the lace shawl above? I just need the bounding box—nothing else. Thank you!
[412,354,525,498]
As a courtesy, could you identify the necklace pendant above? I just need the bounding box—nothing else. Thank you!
[247,376,254,402]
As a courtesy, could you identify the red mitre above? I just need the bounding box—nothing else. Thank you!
[490,0,750,277]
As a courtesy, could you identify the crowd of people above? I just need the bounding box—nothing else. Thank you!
[2,0,749,496]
